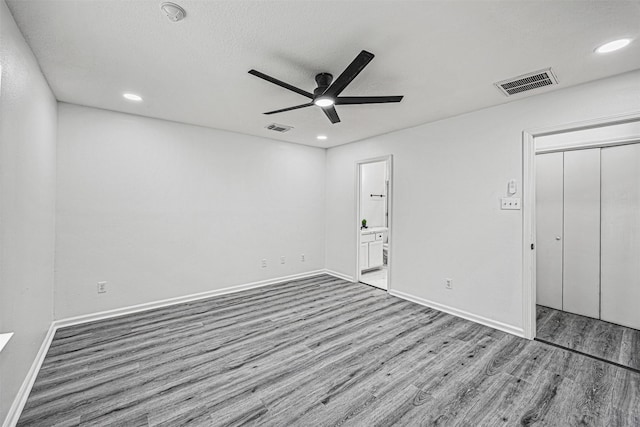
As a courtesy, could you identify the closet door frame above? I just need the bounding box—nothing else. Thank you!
[522,112,640,340]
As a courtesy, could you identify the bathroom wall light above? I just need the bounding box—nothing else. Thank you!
[595,38,631,54]
[123,93,143,101]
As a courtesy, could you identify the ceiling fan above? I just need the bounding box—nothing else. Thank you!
[248,50,403,124]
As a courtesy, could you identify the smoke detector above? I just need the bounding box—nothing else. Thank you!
[160,2,186,22]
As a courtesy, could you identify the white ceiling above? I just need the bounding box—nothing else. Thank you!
[6,0,640,148]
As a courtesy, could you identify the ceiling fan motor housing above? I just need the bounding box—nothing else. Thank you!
[314,73,333,96]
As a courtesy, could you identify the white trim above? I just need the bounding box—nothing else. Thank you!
[355,155,393,292]
[3,324,56,427]
[525,111,640,138]
[0,333,14,353]
[323,269,355,282]
[535,135,640,154]
[54,270,326,329]
[522,131,536,340]
[389,289,525,338]
[522,111,640,340]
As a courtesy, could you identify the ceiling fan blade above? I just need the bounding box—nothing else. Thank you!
[322,105,341,124]
[322,50,375,99]
[248,69,314,99]
[335,96,403,105]
[264,103,314,115]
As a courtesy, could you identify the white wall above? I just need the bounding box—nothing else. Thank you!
[360,162,387,228]
[55,103,326,319]
[325,70,640,332]
[0,0,57,421]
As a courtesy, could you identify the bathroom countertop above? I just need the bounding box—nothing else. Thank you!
[361,226,388,234]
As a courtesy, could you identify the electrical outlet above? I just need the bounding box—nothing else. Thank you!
[261,259,267,268]
[280,256,286,264]
[445,278,453,290]
[97,281,107,294]
[301,254,305,262]
[501,197,521,210]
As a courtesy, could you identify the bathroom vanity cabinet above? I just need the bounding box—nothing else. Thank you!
[360,229,385,271]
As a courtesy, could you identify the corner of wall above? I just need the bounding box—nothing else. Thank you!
[0,1,57,423]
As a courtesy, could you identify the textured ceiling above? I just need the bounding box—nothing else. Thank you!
[6,0,640,148]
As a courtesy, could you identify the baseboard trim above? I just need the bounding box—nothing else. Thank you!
[3,269,329,427]
[3,323,57,427]
[55,270,327,329]
[322,269,355,282]
[388,289,525,338]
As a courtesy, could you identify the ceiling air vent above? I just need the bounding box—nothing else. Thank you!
[265,123,293,133]
[495,68,558,96]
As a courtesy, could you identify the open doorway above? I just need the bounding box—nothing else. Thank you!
[356,155,392,290]
[523,115,640,371]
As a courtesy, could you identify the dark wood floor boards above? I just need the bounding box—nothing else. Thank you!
[17,275,640,426]
[26,280,407,425]
[568,358,617,426]
[254,303,445,421]
[47,276,346,355]
[48,275,341,353]
[391,335,518,425]
[620,328,640,372]
[537,304,640,371]
[37,278,370,384]
[456,372,531,426]
[212,298,430,425]
[610,368,640,425]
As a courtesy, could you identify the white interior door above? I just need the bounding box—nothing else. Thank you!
[535,152,564,310]
[601,143,640,330]
[562,149,601,319]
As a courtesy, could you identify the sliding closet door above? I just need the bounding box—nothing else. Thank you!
[536,152,564,310]
[601,143,640,330]
[563,149,600,319]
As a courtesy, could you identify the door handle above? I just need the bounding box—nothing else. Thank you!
[555,236,562,240]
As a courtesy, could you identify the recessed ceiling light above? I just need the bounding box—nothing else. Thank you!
[317,135,328,140]
[123,93,143,102]
[314,97,334,107]
[595,38,631,54]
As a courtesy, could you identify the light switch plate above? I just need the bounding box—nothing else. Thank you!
[501,198,521,210]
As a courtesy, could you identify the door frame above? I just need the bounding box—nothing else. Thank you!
[355,155,393,291]
[522,111,640,339]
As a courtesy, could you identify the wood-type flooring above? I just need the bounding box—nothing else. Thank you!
[537,305,640,372]
[18,275,640,426]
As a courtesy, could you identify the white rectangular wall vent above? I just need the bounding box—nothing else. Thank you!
[495,68,558,96]
[265,123,293,133]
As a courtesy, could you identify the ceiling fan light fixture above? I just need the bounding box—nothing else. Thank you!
[595,38,631,54]
[314,97,334,107]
